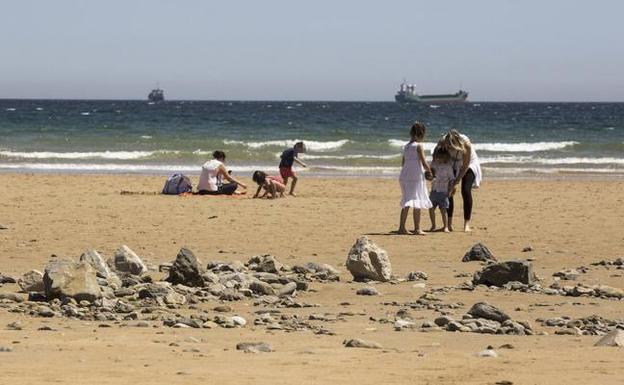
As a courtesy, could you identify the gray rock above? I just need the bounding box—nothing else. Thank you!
[594,329,624,347]
[80,250,117,282]
[247,255,283,273]
[343,338,382,349]
[356,287,379,296]
[0,274,17,284]
[462,243,497,262]
[434,316,454,327]
[6,321,23,330]
[0,293,27,303]
[249,281,276,296]
[553,268,580,280]
[593,284,624,299]
[346,236,392,282]
[0,346,13,352]
[110,245,147,275]
[18,270,45,292]
[473,260,535,286]
[236,342,273,353]
[468,302,510,323]
[476,348,498,357]
[43,260,102,302]
[277,282,297,297]
[406,271,428,281]
[166,247,204,287]
[0,224,7,230]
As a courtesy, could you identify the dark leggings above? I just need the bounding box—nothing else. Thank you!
[448,169,476,221]
[198,183,238,195]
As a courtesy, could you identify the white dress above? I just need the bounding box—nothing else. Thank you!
[399,141,433,208]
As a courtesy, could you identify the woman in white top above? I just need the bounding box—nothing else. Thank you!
[197,151,247,195]
[440,130,482,232]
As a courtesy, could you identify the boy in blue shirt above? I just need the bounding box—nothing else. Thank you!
[279,141,307,196]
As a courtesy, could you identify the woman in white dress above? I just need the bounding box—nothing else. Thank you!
[440,130,482,232]
[398,122,433,235]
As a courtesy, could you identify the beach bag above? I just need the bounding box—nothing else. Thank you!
[162,173,193,195]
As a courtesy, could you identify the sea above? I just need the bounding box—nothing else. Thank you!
[1,99,623,178]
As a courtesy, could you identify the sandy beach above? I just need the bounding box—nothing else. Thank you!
[1,173,623,385]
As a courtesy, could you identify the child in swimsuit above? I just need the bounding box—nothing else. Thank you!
[252,171,286,199]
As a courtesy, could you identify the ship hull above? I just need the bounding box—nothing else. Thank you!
[395,91,468,104]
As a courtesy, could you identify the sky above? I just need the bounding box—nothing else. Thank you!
[1,0,623,101]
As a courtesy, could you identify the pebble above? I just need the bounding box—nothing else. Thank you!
[6,321,23,330]
[356,287,379,296]
[236,342,273,353]
[343,338,382,349]
[231,316,247,327]
[0,346,13,352]
[476,348,498,358]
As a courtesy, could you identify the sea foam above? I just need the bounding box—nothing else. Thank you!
[224,139,349,151]
[0,150,177,160]
[387,140,577,152]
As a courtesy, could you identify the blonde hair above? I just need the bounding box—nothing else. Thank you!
[410,121,426,141]
[443,129,466,152]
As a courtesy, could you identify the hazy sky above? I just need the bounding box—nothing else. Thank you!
[1,0,623,101]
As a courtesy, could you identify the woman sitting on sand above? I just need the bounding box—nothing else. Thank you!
[438,130,482,232]
[197,151,247,195]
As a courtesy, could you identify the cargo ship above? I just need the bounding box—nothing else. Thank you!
[148,86,164,102]
[395,82,468,104]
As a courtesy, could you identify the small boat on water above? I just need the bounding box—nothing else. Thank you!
[148,86,164,102]
[395,81,468,104]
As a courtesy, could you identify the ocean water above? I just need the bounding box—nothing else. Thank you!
[1,99,623,177]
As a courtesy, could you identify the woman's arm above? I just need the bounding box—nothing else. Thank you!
[417,144,431,173]
[454,143,471,184]
[219,165,247,189]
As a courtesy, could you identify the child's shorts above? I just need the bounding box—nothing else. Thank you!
[279,166,295,179]
[430,190,449,209]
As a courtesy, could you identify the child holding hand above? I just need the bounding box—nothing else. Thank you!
[428,147,455,232]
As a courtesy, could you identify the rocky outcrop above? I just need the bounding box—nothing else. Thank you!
[80,249,121,287]
[468,302,510,323]
[43,260,102,302]
[473,260,535,286]
[346,236,392,282]
[166,247,204,287]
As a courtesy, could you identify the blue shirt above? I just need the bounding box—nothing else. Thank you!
[279,148,298,168]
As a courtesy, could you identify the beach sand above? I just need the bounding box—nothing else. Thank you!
[1,174,623,384]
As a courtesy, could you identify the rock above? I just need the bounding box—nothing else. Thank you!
[434,316,454,327]
[249,281,275,296]
[17,270,45,292]
[473,260,535,286]
[344,338,382,349]
[43,260,102,302]
[0,224,7,230]
[1,293,25,304]
[593,284,624,299]
[166,247,204,287]
[522,246,534,252]
[462,243,497,262]
[346,236,392,282]
[236,342,273,353]
[111,245,147,275]
[277,282,297,297]
[468,302,510,323]
[406,271,428,281]
[553,269,580,281]
[476,348,498,358]
[247,255,283,273]
[0,346,13,352]
[80,250,119,284]
[6,321,23,330]
[231,316,247,327]
[356,287,379,296]
[0,274,17,284]
[594,329,624,347]
[394,319,415,330]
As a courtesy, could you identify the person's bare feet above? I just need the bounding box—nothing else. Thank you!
[463,220,472,232]
[397,227,409,235]
[448,224,454,232]
[412,230,427,235]
[288,192,297,197]
[427,226,436,232]
[442,227,450,233]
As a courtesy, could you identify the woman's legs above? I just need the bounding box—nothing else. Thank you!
[461,170,476,231]
[412,208,425,235]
